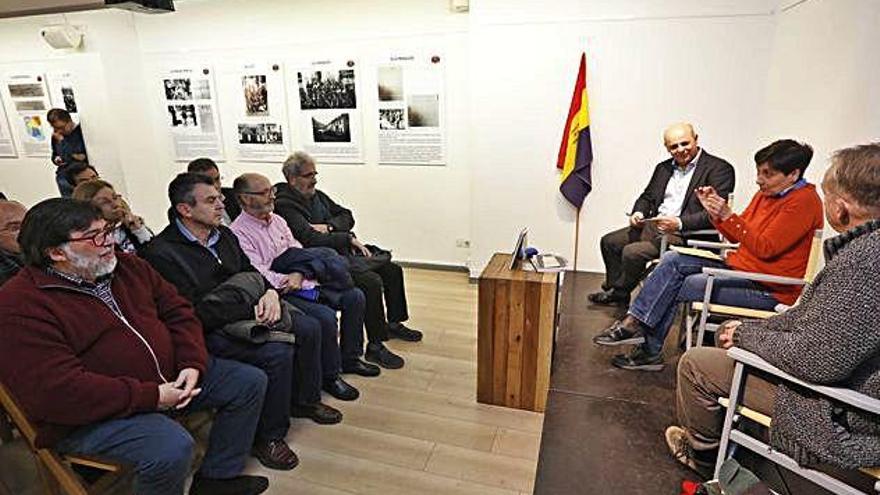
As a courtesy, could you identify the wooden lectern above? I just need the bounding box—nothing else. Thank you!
[477,253,559,412]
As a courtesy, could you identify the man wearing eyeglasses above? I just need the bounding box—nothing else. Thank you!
[187,157,240,225]
[0,200,26,286]
[0,198,270,495]
[145,173,302,472]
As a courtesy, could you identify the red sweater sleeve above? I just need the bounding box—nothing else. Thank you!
[716,189,822,261]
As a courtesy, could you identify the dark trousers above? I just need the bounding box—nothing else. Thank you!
[55,167,74,198]
[599,223,682,294]
[286,286,365,371]
[56,357,267,495]
[205,334,292,443]
[288,311,327,405]
[352,261,409,343]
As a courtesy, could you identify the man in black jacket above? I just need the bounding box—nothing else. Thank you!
[274,152,420,370]
[589,123,735,306]
[187,157,241,225]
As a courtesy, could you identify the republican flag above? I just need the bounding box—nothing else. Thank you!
[556,53,593,209]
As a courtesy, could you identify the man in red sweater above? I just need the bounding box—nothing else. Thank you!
[592,140,824,371]
[0,198,270,495]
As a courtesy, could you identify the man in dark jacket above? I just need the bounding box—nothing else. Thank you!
[187,157,241,225]
[274,151,420,369]
[589,123,735,306]
[0,198,269,495]
[47,108,87,197]
[144,173,300,471]
[667,143,880,473]
[0,200,25,286]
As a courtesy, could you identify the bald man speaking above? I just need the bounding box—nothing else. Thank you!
[589,123,735,307]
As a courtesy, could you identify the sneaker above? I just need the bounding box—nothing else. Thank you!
[610,346,665,371]
[365,342,405,369]
[388,322,423,342]
[251,439,299,471]
[664,426,715,477]
[189,474,269,495]
[592,320,646,347]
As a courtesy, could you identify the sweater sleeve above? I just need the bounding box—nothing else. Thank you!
[716,191,821,260]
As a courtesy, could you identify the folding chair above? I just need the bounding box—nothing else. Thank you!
[685,229,824,349]
[0,381,133,495]
[716,347,880,494]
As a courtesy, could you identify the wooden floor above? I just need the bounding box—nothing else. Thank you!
[0,268,543,495]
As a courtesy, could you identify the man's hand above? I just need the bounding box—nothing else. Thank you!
[310,223,330,234]
[351,236,371,257]
[172,368,202,409]
[696,186,733,221]
[655,216,681,233]
[255,289,282,324]
[158,383,185,410]
[717,320,742,349]
[286,272,304,290]
[629,212,645,227]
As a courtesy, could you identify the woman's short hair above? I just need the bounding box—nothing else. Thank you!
[754,139,813,179]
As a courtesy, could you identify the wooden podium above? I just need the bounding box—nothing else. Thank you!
[477,253,559,412]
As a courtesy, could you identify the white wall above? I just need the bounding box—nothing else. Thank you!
[0,0,876,276]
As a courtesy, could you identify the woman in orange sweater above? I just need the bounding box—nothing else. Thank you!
[593,140,824,371]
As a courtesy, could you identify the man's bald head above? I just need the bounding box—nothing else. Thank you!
[0,201,27,254]
[232,173,275,219]
[663,122,700,167]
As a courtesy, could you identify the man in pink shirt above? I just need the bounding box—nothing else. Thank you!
[229,174,379,412]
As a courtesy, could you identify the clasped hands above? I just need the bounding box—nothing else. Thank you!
[158,368,201,410]
[696,186,733,221]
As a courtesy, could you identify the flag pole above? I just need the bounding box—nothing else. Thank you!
[573,206,581,271]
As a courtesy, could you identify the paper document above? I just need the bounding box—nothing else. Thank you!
[669,246,723,261]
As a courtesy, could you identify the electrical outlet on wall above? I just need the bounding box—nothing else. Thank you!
[456,239,470,248]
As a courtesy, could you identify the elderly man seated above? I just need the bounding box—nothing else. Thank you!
[0,198,269,495]
[666,142,880,474]
[593,140,824,371]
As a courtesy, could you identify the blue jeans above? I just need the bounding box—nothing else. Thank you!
[55,167,74,197]
[205,334,293,443]
[285,286,366,367]
[55,356,267,495]
[629,251,779,355]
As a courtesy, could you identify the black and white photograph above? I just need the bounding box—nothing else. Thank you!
[14,100,46,112]
[242,75,269,116]
[61,87,77,113]
[194,79,212,100]
[297,69,357,110]
[377,66,404,101]
[407,94,440,127]
[167,104,198,127]
[238,123,283,145]
[163,78,192,101]
[8,83,44,98]
[311,113,351,143]
[379,108,405,130]
[197,105,215,133]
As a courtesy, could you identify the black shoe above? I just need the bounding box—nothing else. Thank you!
[611,347,665,372]
[587,290,630,307]
[364,342,405,369]
[387,322,423,342]
[292,401,343,424]
[341,358,382,377]
[251,439,299,470]
[189,474,269,495]
[322,377,361,401]
[592,320,645,347]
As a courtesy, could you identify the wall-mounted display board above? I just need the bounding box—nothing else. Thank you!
[47,71,80,124]
[376,53,445,166]
[4,73,52,157]
[290,57,364,164]
[160,66,225,162]
[235,61,289,162]
[0,93,17,158]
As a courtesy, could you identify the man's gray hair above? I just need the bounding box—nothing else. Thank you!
[282,151,314,181]
[827,143,880,215]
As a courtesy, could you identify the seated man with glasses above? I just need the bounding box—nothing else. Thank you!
[0,198,270,495]
[187,157,240,225]
[230,173,376,407]
[0,200,26,286]
[72,179,154,255]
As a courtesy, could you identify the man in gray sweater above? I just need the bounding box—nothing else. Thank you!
[667,143,880,473]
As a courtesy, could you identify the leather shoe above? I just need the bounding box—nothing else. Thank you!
[251,439,298,471]
[341,358,381,377]
[387,322,423,342]
[322,377,360,401]
[365,343,405,369]
[587,290,630,307]
[292,401,343,424]
[189,474,269,495]
[592,320,645,347]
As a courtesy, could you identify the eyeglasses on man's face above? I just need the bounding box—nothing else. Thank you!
[67,223,118,247]
[240,186,278,197]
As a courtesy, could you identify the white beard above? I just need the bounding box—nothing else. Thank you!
[61,245,118,279]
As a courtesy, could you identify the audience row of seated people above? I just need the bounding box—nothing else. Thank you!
[0,151,422,495]
[588,130,880,478]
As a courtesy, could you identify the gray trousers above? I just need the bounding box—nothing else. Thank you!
[676,347,777,452]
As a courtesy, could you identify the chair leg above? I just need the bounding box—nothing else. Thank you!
[696,275,716,348]
[684,304,695,350]
[715,361,745,479]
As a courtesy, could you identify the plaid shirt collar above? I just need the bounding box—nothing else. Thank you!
[824,219,880,261]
